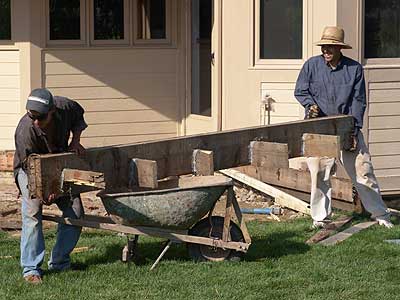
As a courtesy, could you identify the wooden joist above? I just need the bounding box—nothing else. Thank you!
[235,165,353,202]
[27,116,354,200]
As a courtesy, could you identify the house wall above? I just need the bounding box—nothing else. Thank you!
[222,0,400,193]
[0,50,20,150]
[221,0,338,130]
[365,68,400,193]
[43,49,180,147]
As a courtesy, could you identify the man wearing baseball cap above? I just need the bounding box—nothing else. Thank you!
[294,26,393,229]
[13,88,88,284]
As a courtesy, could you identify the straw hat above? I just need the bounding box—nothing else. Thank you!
[315,26,352,49]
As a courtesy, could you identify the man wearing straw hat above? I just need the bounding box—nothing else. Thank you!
[294,26,393,229]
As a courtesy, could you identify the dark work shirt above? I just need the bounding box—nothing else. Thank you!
[294,55,366,131]
[13,96,88,176]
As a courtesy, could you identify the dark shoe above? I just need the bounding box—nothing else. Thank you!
[24,274,42,284]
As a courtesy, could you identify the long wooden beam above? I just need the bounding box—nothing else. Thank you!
[28,116,353,199]
[235,165,353,202]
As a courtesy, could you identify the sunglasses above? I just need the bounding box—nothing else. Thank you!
[28,111,48,121]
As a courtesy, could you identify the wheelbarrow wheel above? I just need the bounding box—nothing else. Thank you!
[187,216,244,262]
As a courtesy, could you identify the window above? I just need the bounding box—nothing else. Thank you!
[365,0,400,58]
[0,0,11,40]
[46,0,175,46]
[135,0,173,44]
[93,0,125,40]
[47,0,85,44]
[49,0,81,40]
[137,0,166,39]
[260,0,303,59]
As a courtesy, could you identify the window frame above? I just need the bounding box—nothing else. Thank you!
[132,0,175,46]
[362,0,400,66]
[46,0,86,46]
[0,0,13,44]
[89,0,130,45]
[251,0,308,69]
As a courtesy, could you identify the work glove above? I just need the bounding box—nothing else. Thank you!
[348,133,358,152]
[306,104,320,119]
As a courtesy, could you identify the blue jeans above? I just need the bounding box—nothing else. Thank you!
[17,168,83,277]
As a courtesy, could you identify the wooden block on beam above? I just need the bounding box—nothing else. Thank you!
[249,141,289,168]
[192,149,214,176]
[302,133,341,158]
[129,158,158,189]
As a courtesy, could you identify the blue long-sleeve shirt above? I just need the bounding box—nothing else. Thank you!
[294,55,366,131]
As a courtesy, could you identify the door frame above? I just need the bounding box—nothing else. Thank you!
[184,0,222,135]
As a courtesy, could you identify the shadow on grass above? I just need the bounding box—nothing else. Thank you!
[244,230,310,261]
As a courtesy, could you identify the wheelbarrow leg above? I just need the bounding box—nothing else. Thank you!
[122,235,139,263]
[150,240,173,271]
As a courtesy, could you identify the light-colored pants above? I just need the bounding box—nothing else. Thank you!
[17,168,83,277]
[306,132,389,222]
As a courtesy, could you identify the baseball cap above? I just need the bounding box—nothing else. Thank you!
[26,88,54,114]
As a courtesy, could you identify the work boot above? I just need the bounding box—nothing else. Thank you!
[376,218,394,229]
[312,221,326,229]
[24,274,42,284]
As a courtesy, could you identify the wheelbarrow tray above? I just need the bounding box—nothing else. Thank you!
[97,175,232,230]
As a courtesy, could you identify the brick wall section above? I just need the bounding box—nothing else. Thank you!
[0,151,15,171]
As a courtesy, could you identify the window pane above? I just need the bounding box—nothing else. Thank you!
[365,0,400,58]
[94,0,124,40]
[260,0,303,59]
[49,0,81,40]
[0,0,11,40]
[137,0,166,40]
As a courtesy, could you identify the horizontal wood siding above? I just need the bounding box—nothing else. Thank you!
[0,50,20,150]
[261,83,303,125]
[368,75,400,183]
[44,49,179,148]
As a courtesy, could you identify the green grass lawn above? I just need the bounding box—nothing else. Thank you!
[1,216,400,300]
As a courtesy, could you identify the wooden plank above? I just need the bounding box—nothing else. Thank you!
[192,149,214,176]
[129,158,158,189]
[274,196,311,215]
[42,214,250,252]
[306,216,353,244]
[235,165,353,202]
[319,221,377,246]
[0,208,18,217]
[219,168,311,215]
[276,186,356,212]
[223,188,234,242]
[231,196,251,244]
[27,116,354,200]
[302,133,341,158]
[0,220,22,230]
[249,141,289,168]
